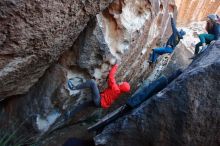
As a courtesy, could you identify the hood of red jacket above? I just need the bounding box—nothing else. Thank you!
[119,82,130,93]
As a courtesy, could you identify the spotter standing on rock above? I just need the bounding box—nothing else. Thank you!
[148,14,186,64]
[67,62,130,109]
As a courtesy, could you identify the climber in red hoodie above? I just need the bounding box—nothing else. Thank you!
[68,64,130,109]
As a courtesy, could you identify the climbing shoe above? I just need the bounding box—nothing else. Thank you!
[148,61,153,67]
[68,79,76,90]
[148,53,153,63]
[148,60,153,65]
[199,46,207,54]
[148,56,153,66]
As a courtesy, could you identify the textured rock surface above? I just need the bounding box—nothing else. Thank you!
[0,64,68,137]
[94,41,220,146]
[0,0,176,143]
[175,0,220,25]
[1,0,218,145]
[0,0,113,98]
[59,18,113,80]
[0,18,109,138]
[98,0,177,90]
[163,42,192,76]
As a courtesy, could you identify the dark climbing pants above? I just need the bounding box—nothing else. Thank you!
[150,46,173,63]
[75,80,101,107]
[195,34,215,55]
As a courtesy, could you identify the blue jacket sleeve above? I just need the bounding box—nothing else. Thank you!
[171,17,177,33]
[171,17,183,39]
[108,64,119,90]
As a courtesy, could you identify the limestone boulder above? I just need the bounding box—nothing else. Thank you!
[0,0,113,98]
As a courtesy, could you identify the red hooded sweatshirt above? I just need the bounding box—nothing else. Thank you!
[100,64,130,109]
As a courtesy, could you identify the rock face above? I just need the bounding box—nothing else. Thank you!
[97,0,178,89]
[0,0,179,143]
[163,42,192,76]
[0,0,113,98]
[0,0,177,99]
[1,0,218,145]
[94,41,220,146]
[175,0,220,25]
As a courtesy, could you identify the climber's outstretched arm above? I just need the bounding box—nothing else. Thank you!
[108,64,119,89]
